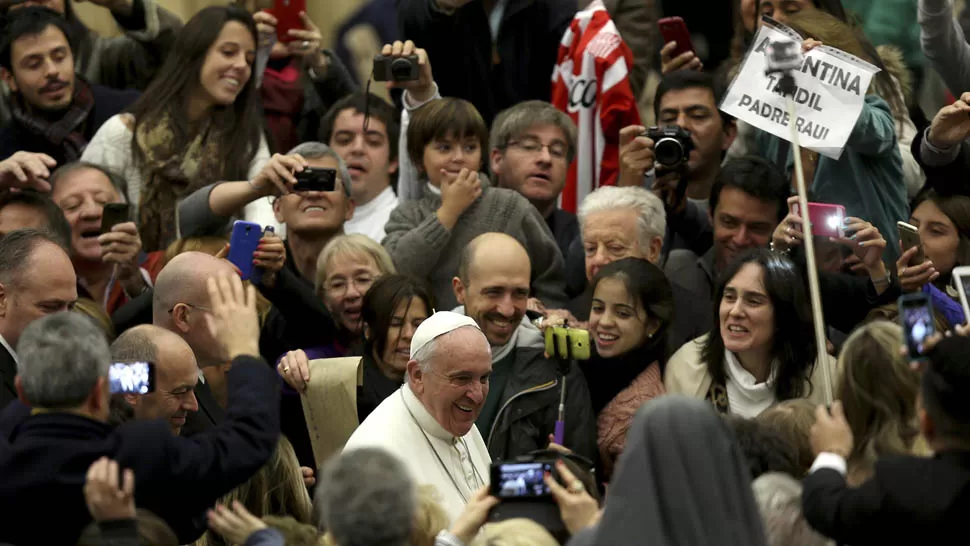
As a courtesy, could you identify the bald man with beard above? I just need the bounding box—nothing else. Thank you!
[453,232,596,462]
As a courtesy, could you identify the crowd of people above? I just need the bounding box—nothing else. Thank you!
[0,0,968,544]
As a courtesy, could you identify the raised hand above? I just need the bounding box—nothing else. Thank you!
[617,125,654,187]
[207,501,268,545]
[250,153,308,196]
[927,92,970,149]
[84,457,136,523]
[0,151,56,192]
[205,274,260,361]
[277,349,311,392]
[252,232,286,288]
[380,40,435,102]
[660,41,703,74]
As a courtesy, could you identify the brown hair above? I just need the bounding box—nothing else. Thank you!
[405,98,488,175]
[755,399,817,476]
[836,321,921,482]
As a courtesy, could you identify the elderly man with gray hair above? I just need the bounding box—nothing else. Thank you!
[752,472,833,546]
[178,142,355,288]
[542,185,707,354]
[344,311,493,524]
[316,447,417,546]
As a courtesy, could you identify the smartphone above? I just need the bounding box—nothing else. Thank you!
[228,221,263,281]
[658,16,695,58]
[899,293,935,362]
[272,0,306,43]
[293,167,337,193]
[544,327,591,361]
[100,203,131,234]
[952,266,970,322]
[109,361,155,395]
[490,462,553,499]
[791,202,846,239]
[897,221,925,264]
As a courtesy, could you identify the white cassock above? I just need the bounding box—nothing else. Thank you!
[343,382,492,523]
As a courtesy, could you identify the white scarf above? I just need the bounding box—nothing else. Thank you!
[723,350,778,418]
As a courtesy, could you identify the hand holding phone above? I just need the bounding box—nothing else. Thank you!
[490,462,554,499]
[791,202,845,239]
[227,221,263,281]
[271,0,307,43]
[897,221,925,264]
[659,17,700,74]
[100,203,131,235]
[544,327,591,361]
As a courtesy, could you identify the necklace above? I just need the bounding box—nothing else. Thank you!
[400,390,484,503]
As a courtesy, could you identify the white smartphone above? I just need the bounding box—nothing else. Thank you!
[952,266,970,322]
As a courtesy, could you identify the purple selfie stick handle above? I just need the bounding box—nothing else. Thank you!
[554,421,565,445]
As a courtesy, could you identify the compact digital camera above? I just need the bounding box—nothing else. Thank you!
[645,125,695,170]
[372,54,420,82]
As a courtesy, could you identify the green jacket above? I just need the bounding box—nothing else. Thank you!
[843,0,923,70]
[756,94,908,263]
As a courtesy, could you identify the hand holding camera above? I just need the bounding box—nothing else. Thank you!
[437,168,482,229]
[250,153,310,196]
[927,91,970,149]
[617,125,655,187]
[376,40,435,103]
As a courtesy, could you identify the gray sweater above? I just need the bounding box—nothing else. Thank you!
[381,182,568,310]
[920,0,970,96]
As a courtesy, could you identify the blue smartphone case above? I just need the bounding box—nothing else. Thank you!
[228,221,262,280]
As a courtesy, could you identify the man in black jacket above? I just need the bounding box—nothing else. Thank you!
[454,232,596,462]
[803,335,970,545]
[397,0,574,125]
[0,7,138,163]
[0,273,278,545]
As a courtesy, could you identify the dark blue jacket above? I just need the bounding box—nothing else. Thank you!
[0,355,280,546]
[0,84,138,165]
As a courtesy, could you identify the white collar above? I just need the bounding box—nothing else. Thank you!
[354,186,397,214]
[0,333,17,365]
[402,382,454,442]
[425,182,442,196]
[724,350,776,391]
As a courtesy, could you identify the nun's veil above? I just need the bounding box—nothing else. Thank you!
[581,396,768,546]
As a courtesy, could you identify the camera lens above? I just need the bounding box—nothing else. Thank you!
[390,58,412,77]
[654,138,684,168]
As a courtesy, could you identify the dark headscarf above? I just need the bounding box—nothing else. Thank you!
[572,396,768,546]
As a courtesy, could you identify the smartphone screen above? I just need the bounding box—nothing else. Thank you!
[953,268,970,321]
[490,462,553,499]
[109,361,154,394]
[901,297,934,360]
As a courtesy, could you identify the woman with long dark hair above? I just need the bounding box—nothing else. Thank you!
[583,258,673,479]
[665,248,835,417]
[82,6,276,252]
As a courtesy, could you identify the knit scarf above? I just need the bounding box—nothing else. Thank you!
[135,113,224,251]
[9,77,94,162]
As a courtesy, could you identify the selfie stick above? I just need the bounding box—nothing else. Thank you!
[772,43,834,404]
[552,329,571,446]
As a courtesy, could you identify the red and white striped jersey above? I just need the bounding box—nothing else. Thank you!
[551,0,640,213]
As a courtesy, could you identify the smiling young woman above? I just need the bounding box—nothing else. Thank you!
[665,248,836,418]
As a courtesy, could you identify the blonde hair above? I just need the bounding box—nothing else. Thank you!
[469,519,559,546]
[164,236,273,326]
[756,399,817,476]
[261,516,324,546]
[836,321,921,483]
[314,234,396,297]
[71,297,116,341]
[195,437,314,546]
[410,486,449,546]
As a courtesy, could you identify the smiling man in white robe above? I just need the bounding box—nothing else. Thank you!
[342,311,493,522]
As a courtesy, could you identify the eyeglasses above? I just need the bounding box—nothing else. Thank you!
[427,367,490,389]
[324,276,375,296]
[167,302,213,314]
[507,138,568,159]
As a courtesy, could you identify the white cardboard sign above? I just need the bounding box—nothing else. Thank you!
[720,18,880,160]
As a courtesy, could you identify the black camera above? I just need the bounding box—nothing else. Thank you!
[372,54,420,82]
[293,167,337,193]
[645,125,695,170]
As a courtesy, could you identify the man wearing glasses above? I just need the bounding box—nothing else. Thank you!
[152,250,237,437]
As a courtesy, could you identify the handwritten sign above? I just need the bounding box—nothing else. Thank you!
[720,18,880,160]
